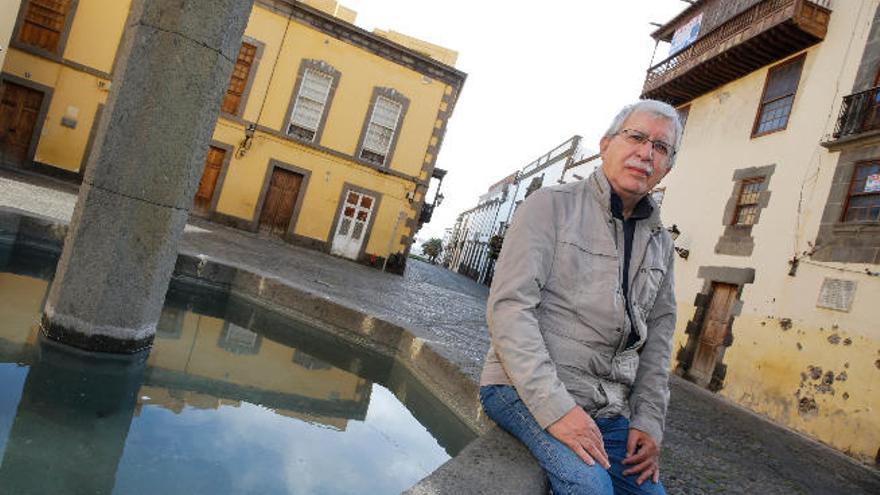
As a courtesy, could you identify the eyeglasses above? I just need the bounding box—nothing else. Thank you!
[615,128,675,158]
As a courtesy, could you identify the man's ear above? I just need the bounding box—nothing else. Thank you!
[599,136,609,156]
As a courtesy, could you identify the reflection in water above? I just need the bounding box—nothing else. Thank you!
[0,243,474,494]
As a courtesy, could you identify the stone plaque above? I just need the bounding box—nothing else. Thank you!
[816,278,857,312]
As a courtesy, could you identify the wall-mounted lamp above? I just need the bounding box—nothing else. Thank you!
[667,224,689,260]
[236,123,256,158]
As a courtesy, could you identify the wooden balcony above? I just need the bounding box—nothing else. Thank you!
[641,0,831,106]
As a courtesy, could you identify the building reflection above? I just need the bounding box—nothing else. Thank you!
[0,244,474,487]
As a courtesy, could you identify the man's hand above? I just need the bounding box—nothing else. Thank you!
[546,406,610,469]
[622,428,660,485]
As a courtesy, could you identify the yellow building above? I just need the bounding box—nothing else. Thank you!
[643,0,879,463]
[0,0,465,273]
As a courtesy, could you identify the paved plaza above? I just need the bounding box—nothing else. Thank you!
[1,169,879,494]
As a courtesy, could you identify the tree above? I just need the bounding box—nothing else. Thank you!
[488,234,504,260]
[421,238,443,263]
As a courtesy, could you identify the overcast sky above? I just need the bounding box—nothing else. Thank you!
[341,0,689,243]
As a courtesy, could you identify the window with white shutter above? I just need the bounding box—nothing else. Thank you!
[288,68,333,142]
[360,96,402,166]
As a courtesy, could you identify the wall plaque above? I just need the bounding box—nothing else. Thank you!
[816,278,857,312]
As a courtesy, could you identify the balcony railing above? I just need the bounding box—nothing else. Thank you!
[642,0,831,105]
[832,87,880,140]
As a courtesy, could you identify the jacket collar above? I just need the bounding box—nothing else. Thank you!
[586,169,664,232]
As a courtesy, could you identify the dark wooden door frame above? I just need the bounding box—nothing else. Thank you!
[0,74,53,169]
[251,159,311,237]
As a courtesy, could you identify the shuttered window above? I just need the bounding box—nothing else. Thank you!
[753,56,805,136]
[19,0,71,53]
[288,68,333,141]
[733,177,764,226]
[360,96,402,166]
[843,161,880,223]
[222,42,257,115]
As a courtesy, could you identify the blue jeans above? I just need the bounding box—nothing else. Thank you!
[480,385,666,495]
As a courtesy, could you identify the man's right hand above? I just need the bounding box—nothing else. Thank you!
[546,406,610,469]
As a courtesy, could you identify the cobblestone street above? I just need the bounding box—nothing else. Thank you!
[2,169,879,494]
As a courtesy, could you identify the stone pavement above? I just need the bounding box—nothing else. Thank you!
[2,168,879,494]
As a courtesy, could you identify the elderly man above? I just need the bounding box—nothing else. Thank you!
[479,100,680,494]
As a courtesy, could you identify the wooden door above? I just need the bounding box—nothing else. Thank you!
[689,283,737,387]
[258,167,303,237]
[331,189,376,260]
[0,82,44,167]
[193,146,226,216]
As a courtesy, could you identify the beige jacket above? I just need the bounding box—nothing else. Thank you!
[480,170,676,445]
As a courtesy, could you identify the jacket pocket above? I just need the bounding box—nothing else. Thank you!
[551,237,618,293]
[635,262,666,316]
[558,364,609,413]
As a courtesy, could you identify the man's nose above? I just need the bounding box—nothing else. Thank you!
[635,140,654,160]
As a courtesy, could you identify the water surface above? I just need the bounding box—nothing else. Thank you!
[0,242,473,494]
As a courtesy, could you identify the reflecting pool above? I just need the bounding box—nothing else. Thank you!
[0,241,474,494]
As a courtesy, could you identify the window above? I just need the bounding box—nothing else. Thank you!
[218,323,261,355]
[360,96,402,166]
[843,161,880,223]
[292,349,332,370]
[18,0,71,53]
[733,177,765,226]
[753,56,805,136]
[222,42,257,115]
[288,68,333,141]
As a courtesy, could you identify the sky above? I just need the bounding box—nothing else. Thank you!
[340,0,690,245]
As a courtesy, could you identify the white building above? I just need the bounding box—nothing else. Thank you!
[445,136,601,284]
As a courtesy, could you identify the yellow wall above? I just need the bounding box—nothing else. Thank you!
[659,0,880,462]
[373,29,459,66]
[0,273,47,347]
[63,0,131,74]
[2,1,456,260]
[1,0,125,173]
[0,0,22,69]
[148,310,368,403]
[240,8,447,178]
[207,4,454,257]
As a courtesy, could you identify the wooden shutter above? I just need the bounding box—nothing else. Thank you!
[222,43,257,115]
[289,68,332,139]
[19,0,71,52]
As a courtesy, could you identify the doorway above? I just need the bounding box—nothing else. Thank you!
[331,189,376,260]
[687,282,738,388]
[257,167,304,237]
[193,146,226,217]
[0,81,44,168]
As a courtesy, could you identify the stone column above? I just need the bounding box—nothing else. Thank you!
[42,0,254,353]
[0,339,148,492]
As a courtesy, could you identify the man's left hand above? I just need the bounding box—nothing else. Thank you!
[622,428,660,485]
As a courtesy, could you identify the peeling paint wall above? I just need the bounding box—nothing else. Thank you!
[659,0,880,464]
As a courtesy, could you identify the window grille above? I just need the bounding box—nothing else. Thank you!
[734,177,764,225]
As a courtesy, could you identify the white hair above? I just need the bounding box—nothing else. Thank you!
[604,99,684,167]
